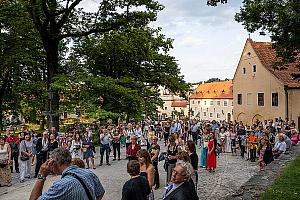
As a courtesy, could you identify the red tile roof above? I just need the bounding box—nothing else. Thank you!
[190,80,233,99]
[171,101,188,107]
[248,38,300,88]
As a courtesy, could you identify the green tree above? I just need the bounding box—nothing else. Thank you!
[0,0,46,129]
[53,27,189,121]
[18,0,167,130]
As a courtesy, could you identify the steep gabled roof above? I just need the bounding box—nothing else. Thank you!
[171,101,188,107]
[248,38,300,88]
[190,80,233,99]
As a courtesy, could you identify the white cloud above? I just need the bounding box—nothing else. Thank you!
[153,0,271,82]
[78,0,271,83]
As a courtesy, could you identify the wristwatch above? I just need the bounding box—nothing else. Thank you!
[37,174,47,181]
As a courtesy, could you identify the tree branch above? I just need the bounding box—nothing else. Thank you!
[58,20,123,40]
[57,0,82,28]
[29,0,44,34]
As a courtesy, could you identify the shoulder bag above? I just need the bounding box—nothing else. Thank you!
[62,172,93,200]
[20,141,30,161]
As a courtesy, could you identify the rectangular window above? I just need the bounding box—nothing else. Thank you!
[253,65,256,72]
[209,113,213,117]
[204,101,206,105]
[223,101,228,106]
[198,101,200,105]
[243,67,246,74]
[237,94,242,105]
[203,112,207,116]
[258,93,264,106]
[165,107,167,110]
[272,93,279,107]
[210,101,214,105]
[247,93,253,105]
[192,100,195,104]
[217,113,220,118]
[217,101,220,106]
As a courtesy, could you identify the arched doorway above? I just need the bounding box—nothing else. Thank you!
[237,112,246,123]
[252,114,263,124]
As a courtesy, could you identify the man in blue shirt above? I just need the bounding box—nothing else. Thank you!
[29,148,105,200]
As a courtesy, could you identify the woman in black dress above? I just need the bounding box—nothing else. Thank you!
[122,160,150,200]
[186,140,199,188]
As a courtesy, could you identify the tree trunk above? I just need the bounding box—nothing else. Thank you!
[45,39,60,131]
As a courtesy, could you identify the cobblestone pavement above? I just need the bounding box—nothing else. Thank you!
[0,141,258,200]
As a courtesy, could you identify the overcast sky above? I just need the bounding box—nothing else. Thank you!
[81,0,270,83]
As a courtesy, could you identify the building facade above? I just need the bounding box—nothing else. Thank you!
[157,87,188,120]
[189,81,233,122]
[233,38,300,129]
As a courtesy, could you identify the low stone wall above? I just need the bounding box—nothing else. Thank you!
[225,145,300,200]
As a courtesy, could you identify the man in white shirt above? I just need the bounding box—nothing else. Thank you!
[273,134,286,158]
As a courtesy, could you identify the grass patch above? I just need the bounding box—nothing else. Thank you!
[260,155,300,200]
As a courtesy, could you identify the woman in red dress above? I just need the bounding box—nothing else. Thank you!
[207,132,217,172]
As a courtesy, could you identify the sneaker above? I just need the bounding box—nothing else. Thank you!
[107,163,111,166]
[118,158,121,161]
[24,176,30,179]
[99,163,103,166]
[112,158,116,161]
[20,179,25,183]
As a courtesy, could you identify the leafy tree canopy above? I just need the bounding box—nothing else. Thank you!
[53,27,189,120]
[235,0,300,65]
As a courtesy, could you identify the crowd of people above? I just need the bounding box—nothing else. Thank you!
[0,117,298,200]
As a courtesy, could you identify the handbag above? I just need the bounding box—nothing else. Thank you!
[0,159,8,168]
[20,141,30,161]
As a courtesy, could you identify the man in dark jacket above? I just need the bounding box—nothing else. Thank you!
[163,160,198,200]
[34,132,49,178]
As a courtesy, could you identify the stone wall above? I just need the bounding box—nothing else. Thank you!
[225,145,300,200]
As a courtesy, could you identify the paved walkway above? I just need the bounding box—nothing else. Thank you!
[0,141,258,200]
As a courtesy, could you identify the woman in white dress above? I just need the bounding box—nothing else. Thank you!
[70,133,82,159]
[219,128,226,153]
[224,129,232,153]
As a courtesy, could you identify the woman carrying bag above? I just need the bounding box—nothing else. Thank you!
[0,136,12,187]
[19,134,33,183]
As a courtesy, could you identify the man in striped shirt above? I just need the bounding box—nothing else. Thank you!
[29,148,105,200]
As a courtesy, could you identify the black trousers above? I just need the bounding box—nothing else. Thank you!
[192,132,198,144]
[35,153,48,176]
[240,145,246,158]
[10,152,19,173]
[100,144,110,164]
[164,133,169,145]
[112,142,120,159]
[153,161,160,188]
[250,148,257,161]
